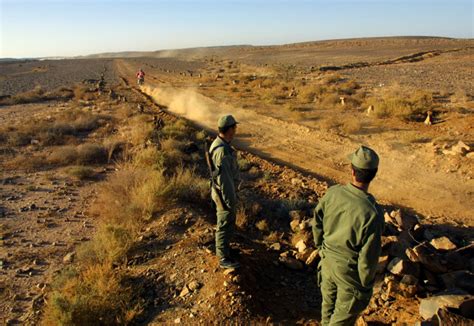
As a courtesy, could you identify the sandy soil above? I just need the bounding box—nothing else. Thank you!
[116,58,474,226]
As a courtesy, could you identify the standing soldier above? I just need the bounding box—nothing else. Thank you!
[208,115,241,269]
[313,146,384,326]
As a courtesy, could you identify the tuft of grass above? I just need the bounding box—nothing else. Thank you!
[77,225,134,265]
[66,166,96,180]
[365,87,433,121]
[42,263,141,325]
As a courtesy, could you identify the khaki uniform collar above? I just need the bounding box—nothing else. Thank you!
[346,183,371,199]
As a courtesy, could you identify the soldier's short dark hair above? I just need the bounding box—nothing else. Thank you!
[218,123,236,135]
[351,164,377,183]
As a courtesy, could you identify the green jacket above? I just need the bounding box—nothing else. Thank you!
[209,136,240,209]
[312,183,384,288]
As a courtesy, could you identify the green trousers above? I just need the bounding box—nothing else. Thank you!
[319,257,372,326]
[215,207,236,258]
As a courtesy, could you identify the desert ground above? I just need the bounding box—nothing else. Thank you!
[1,37,473,325]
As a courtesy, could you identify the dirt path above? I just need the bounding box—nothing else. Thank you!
[117,60,474,225]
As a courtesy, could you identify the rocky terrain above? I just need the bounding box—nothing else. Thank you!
[0,37,473,325]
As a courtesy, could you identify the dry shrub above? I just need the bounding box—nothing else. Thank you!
[129,116,154,147]
[236,206,250,230]
[92,166,149,229]
[340,119,363,135]
[322,74,343,85]
[0,85,74,106]
[77,225,134,265]
[319,93,342,108]
[49,143,107,166]
[66,166,96,180]
[260,78,278,89]
[166,166,209,204]
[4,153,46,171]
[76,143,107,164]
[160,138,188,168]
[42,264,140,325]
[133,146,165,170]
[365,86,433,120]
[160,119,191,140]
[298,86,317,103]
[73,84,97,101]
[49,146,78,165]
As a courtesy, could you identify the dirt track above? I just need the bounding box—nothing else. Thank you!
[117,60,474,225]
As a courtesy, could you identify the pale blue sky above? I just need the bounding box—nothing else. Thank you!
[1,0,472,58]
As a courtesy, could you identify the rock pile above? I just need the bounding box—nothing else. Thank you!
[374,209,473,323]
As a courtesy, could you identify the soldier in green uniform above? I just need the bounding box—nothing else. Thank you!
[312,146,384,326]
[209,115,241,269]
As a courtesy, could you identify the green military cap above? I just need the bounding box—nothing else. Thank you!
[348,145,379,169]
[218,115,238,128]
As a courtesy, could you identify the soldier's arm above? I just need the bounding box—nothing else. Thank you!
[357,211,383,288]
[312,197,325,250]
[217,154,237,208]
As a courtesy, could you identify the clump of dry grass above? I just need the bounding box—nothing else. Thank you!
[73,84,97,101]
[340,119,363,135]
[365,86,433,120]
[2,108,105,147]
[66,166,96,180]
[43,263,141,325]
[0,85,74,106]
[49,143,108,166]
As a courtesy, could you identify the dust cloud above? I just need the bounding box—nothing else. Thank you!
[141,85,249,128]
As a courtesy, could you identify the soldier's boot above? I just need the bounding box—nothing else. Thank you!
[219,257,240,269]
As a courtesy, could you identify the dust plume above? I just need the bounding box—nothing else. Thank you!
[141,85,248,128]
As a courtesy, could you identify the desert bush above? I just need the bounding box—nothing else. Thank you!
[319,93,342,108]
[77,225,134,265]
[43,263,140,325]
[73,84,96,101]
[4,153,46,171]
[133,146,165,170]
[0,85,74,106]
[49,146,78,165]
[66,166,96,180]
[340,119,363,135]
[159,119,191,140]
[166,166,209,204]
[237,157,251,171]
[365,87,433,120]
[76,143,108,164]
[298,87,317,103]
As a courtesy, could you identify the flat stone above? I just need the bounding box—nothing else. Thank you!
[376,255,390,274]
[419,294,474,320]
[269,242,281,251]
[387,257,419,277]
[295,239,307,253]
[63,252,75,263]
[305,249,319,267]
[430,236,457,251]
[179,286,190,298]
[187,281,201,291]
[290,220,300,232]
[390,209,418,231]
